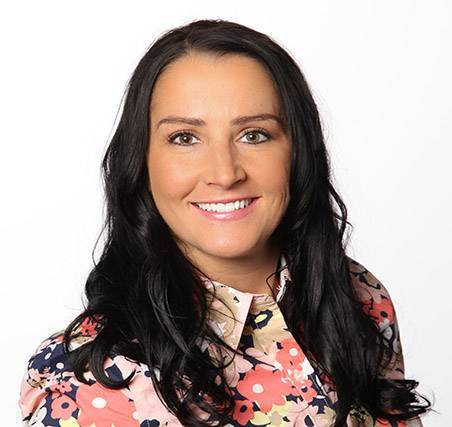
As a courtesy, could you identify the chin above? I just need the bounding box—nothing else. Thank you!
[200,241,259,259]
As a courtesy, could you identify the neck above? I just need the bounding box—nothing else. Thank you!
[184,244,282,296]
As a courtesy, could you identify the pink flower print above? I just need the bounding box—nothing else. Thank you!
[236,364,293,413]
[50,394,77,420]
[298,379,317,404]
[275,338,306,368]
[362,295,395,326]
[223,351,254,387]
[233,398,255,425]
[77,315,102,337]
[49,380,72,394]
[245,346,279,371]
[28,368,42,384]
[75,381,137,427]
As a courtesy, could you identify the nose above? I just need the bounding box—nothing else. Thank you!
[204,141,246,189]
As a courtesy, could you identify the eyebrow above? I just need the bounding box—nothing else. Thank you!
[155,113,284,129]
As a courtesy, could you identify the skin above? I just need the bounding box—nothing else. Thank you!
[147,52,292,295]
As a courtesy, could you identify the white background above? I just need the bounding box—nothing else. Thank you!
[1,1,450,425]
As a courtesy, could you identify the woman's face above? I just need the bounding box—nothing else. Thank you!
[147,52,291,265]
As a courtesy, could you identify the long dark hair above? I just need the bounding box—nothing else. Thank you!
[63,18,431,426]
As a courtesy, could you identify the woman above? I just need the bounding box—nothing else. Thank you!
[19,19,431,426]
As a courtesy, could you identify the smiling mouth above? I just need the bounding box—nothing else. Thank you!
[191,198,255,213]
[191,197,259,221]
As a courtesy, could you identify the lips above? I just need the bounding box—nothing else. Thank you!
[191,197,258,221]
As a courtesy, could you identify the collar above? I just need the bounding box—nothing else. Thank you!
[197,254,291,352]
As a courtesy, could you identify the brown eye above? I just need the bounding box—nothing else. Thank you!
[167,131,199,146]
[240,129,271,144]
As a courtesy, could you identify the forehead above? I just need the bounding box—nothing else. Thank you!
[149,52,281,119]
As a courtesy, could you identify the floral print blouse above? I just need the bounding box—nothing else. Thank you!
[19,256,423,426]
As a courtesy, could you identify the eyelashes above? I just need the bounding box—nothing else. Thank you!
[167,128,272,146]
[167,131,197,146]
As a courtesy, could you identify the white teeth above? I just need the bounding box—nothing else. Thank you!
[195,198,253,213]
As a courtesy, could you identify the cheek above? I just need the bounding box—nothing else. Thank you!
[147,151,195,201]
[257,151,291,193]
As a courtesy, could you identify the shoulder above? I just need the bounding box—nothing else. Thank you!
[18,319,141,426]
[19,329,74,424]
[21,316,102,390]
[347,256,398,331]
[346,256,405,378]
[19,317,184,426]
